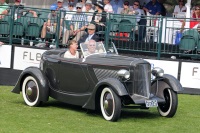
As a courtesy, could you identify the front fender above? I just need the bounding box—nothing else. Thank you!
[11,67,49,102]
[151,74,183,99]
[83,78,128,110]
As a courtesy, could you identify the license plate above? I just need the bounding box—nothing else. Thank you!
[145,100,158,107]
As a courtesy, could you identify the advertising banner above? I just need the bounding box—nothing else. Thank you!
[0,45,12,68]
[145,59,179,79]
[13,47,47,70]
[180,62,200,89]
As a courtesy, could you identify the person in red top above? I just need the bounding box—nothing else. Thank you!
[192,5,200,19]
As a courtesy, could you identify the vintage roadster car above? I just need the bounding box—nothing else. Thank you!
[12,42,183,121]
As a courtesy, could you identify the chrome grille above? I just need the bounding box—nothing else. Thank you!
[93,68,118,81]
[133,63,151,98]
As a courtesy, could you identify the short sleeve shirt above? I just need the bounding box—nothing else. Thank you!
[0,3,8,14]
[145,1,161,15]
[48,13,57,23]
[104,4,113,13]
[64,51,79,58]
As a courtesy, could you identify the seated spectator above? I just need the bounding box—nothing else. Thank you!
[173,0,187,14]
[65,2,76,20]
[192,5,200,19]
[0,0,8,14]
[83,39,97,56]
[110,0,123,14]
[2,0,37,18]
[92,1,106,32]
[41,4,63,40]
[79,23,99,44]
[103,0,113,13]
[62,3,88,44]
[131,1,142,22]
[56,0,67,11]
[64,40,79,58]
[82,0,94,22]
[143,0,162,15]
[120,1,132,15]
[77,0,86,11]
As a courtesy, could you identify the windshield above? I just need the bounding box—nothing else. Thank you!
[80,41,106,58]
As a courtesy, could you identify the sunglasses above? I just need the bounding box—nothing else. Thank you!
[134,4,139,6]
[89,44,96,47]
[124,4,129,6]
[76,7,82,9]
[69,5,74,7]
[195,8,200,10]
[88,29,94,30]
[179,1,183,2]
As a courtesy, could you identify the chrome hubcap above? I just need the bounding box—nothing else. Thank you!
[27,87,32,95]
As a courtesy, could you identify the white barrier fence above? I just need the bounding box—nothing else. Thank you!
[0,45,200,90]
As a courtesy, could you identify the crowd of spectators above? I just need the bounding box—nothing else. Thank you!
[0,0,200,46]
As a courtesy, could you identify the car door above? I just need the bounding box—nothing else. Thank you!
[58,58,90,93]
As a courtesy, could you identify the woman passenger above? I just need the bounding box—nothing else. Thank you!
[64,40,79,58]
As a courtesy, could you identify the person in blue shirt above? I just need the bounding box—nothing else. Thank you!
[143,0,161,15]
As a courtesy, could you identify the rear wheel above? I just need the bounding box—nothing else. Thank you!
[100,87,121,121]
[158,88,178,117]
[22,76,42,107]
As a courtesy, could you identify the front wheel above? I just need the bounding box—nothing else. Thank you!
[22,76,42,107]
[158,89,178,117]
[100,87,121,121]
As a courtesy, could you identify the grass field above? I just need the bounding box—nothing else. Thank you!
[1,86,200,133]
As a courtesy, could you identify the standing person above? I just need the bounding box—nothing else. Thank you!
[62,3,88,44]
[173,0,187,15]
[143,0,162,15]
[92,1,106,32]
[103,0,113,13]
[110,0,123,14]
[132,1,142,22]
[82,0,94,22]
[79,23,99,44]
[64,40,79,58]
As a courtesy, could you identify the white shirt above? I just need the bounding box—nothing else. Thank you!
[174,5,187,13]
[82,8,94,22]
[64,51,79,59]
[65,9,76,20]
[104,4,113,13]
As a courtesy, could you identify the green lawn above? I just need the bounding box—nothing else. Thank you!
[0,86,200,133]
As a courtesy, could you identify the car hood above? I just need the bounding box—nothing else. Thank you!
[83,54,150,67]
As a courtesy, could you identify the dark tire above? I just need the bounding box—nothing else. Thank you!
[158,89,178,117]
[100,87,121,121]
[22,76,42,107]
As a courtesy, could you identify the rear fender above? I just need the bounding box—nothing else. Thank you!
[83,78,128,110]
[151,74,183,99]
[11,67,49,102]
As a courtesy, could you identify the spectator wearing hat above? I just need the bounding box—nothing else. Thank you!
[79,24,99,44]
[173,0,186,15]
[92,1,106,32]
[120,1,132,15]
[82,0,94,22]
[103,0,113,13]
[62,3,88,44]
[41,4,63,40]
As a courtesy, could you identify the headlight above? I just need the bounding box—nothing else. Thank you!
[152,67,164,77]
[117,69,130,79]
